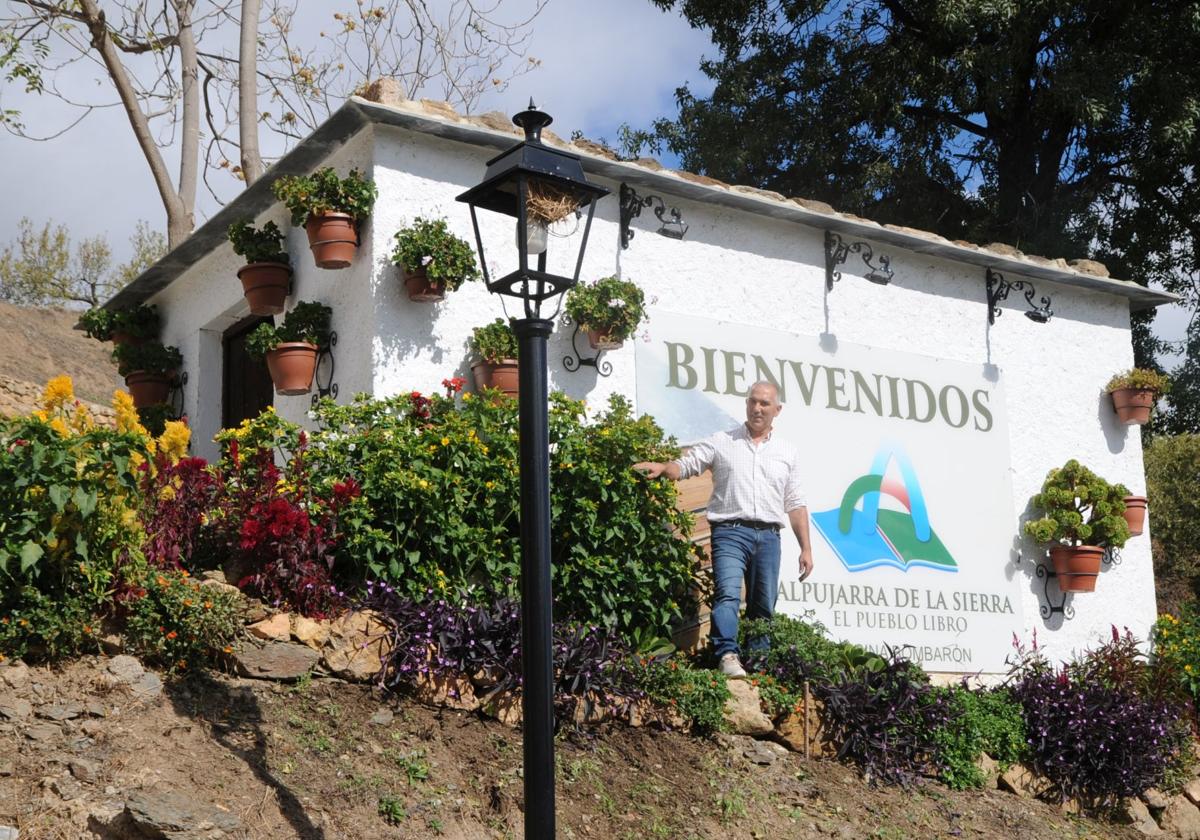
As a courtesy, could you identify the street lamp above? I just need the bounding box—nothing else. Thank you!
[457,101,609,840]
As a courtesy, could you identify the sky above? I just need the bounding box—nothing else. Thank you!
[0,0,1190,361]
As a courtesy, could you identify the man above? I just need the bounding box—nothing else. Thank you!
[634,381,812,678]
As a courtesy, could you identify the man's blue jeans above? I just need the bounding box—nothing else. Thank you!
[709,522,781,658]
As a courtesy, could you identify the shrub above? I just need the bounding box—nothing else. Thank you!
[1024,459,1131,548]
[931,686,1027,789]
[272,167,378,226]
[245,301,332,357]
[632,655,730,733]
[1145,434,1200,609]
[79,304,160,342]
[227,219,289,265]
[390,217,480,289]
[140,455,219,571]
[741,613,867,687]
[564,276,646,342]
[469,318,518,364]
[112,341,183,377]
[1153,609,1200,704]
[1106,367,1171,395]
[123,569,241,672]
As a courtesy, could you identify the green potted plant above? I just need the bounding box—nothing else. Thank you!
[272,167,378,269]
[564,275,647,350]
[1024,459,1131,593]
[1105,367,1170,426]
[246,301,332,395]
[80,304,160,346]
[228,220,291,315]
[113,341,182,408]
[389,216,481,302]
[469,318,519,397]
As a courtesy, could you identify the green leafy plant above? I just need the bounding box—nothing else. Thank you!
[931,686,1027,789]
[390,217,479,290]
[227,219,290,265]
[123,569,242,673]
[1145,434,1200,610]
[1024,459,1131,548]
[469,318,518,364]
[79,303,160,342]
[272,167,378,226]
[245,301,332,357]
[112,341,182,377]
[564,275,647,342]
[633,655,730,733]
[78,308,116,342]
[1106,367,1171,394]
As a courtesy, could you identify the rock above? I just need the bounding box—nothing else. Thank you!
[1184,778,1200,806]
[1117,797,1163,835]
[123,789,242,839]
[0,826,16,840]
[1068,258,1110,277]
[130,672,164,701]
[475,110,520,135]
[81,720,105,738]
[0,696,32,720]
[419,98,460,121]
[360,77,406,106]
[24,722,61,742]
[673,169,729,188]
[85,701,107,718]
[570,138,619,161]
[70,757,98,782]
[0,762,11,776]
[0,661,29,689]
[98,634,124,655]
[48,776,82,800]
[234,642,319,682]
[774,701,836,758]
[368,708,394,727]
[480,691,523,727]
[976,753,1000,789]
[412,673,479,712]
[792,197,836,215]
[740,738,787,766]
[37,702,83,721]
[107,655,145,684]
[291,615,330,650]
[321,610,392,681]
[1143,788,1172,810]
[721,681,772,737]
[998,763,1052,799]
[1161,796,1200,840]
[248,613,291,642]
[984,242,1023,257]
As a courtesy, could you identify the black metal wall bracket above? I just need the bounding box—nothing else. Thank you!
[824,230,893,291]
[560,315,613,377]
[168,370,188,420]
[1035,562,1076,620]
[986,268,1053,324]
[311,331,339,408]
[619,183,687,249]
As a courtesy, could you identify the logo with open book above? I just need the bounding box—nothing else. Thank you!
[811,444,958,574]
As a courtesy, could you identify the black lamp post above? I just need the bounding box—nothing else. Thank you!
[457,101,609,840]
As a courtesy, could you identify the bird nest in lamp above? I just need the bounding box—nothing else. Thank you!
[526,182,578,226]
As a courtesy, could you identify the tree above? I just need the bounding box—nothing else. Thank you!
[0,218,165,307]
[643,1,1200,426]
[0,1,548,246]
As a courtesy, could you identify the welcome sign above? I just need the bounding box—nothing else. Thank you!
[635,309,1024,673]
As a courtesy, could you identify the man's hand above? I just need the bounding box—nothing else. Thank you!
[798,547,814,581]
[633,461,667,479]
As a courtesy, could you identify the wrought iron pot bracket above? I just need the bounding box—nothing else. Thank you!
[1035,562,1076,621]
[311,331,339,409]
[168,370,188,420]
[985,268,1053,324]
[824,230,894,291]
[560,315,613,377]
[619,183,688,249]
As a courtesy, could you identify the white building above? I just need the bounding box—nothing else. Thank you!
[107,90,1177,673]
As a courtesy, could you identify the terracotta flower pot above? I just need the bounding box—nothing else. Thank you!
[305,212,358,269]
[1123,495,1148,536]
[124,370,173,409]
[237,262,292,315]
[266,342,319,395]
[471,359,519,397]
[1049,545,1105,593]
[403,266,446,302]
[1110,387,1156,425]
[585,325,624,351]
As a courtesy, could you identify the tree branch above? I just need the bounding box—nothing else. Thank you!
[901,104,992,138]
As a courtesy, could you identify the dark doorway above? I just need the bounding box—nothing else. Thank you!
[223,315,275,429]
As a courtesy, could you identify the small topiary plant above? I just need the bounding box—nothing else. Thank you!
[272,167,378,226]
[390,217,480,290]
[1024,459,1131,548]
[245,301,332,357]
[227,219,290,265]
[1106,367,1171,395]
[112,341,182,377]
[564,275,647,343]
[470,318,518,364]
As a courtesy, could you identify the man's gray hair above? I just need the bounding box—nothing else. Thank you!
[747,380,781,405]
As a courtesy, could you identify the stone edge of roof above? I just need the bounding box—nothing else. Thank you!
[106,95,1178,313]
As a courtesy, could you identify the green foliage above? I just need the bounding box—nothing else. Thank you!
[931,686,1027,790]
[469,318,518,364]
[1024,459,1131,547]
[79,303,160,343]
[245,301,332,357]
[123,569,241,672]
[389,217,479,290]
[272,167,378,226]
[112,341,182,377]
[633,655,730,733]
[227,220,290,265]
[1106,367,1172,394]
[1153,608,1200,704]
[1146,434,1200,600]
[564,276,647,342]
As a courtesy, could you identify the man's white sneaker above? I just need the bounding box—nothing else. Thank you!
[718,653,747,679]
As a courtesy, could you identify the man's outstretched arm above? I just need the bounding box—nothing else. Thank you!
[632,460,682,480]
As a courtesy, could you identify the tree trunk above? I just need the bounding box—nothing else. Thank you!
[174,0,199,244]
[238,0,264,184]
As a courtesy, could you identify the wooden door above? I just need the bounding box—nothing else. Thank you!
[222,315,275,429]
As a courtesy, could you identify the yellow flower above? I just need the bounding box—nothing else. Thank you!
[418,479,429,489]
[157,420,191,463]
[48,417,70,437]
[41,375,74,414]
[441,437,450,446]
[158,484,177,502]
[462,393,472,402]
[112,390,146,436]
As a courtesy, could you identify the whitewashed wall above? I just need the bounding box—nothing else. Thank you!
[153,118,1156,669]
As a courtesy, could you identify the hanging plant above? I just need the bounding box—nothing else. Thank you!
[469,318,519,397]
[80,304,160,346]
[113,341,181,408]
[228,220,292,315]
[1105,368,1170,426]
[272,168,378,269]
[390,217,481,302]
[564,275,646,350]
[245,301,332,396]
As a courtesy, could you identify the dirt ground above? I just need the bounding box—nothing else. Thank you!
[0,302,118,406]
[0,656,1142,840]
